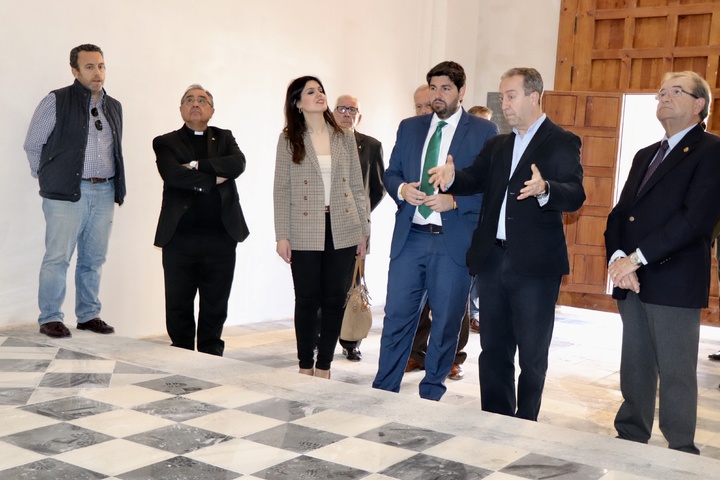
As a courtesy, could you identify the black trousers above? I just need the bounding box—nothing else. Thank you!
[291,214,356,370]
[162,231,237,356]
[476,243,561,421]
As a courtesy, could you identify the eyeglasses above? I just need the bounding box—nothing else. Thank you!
[655,87,699,101]
[182,96,213,107]
[91,107,103,131]
[336,106,359,115]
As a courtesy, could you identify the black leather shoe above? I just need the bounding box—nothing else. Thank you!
[342,347,362,361]
[77,318,115,334]
[39,321,71,338]
[708,350,720,361]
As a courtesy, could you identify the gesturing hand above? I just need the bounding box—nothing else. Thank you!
[518,164,546,200]
[428,154,455,191]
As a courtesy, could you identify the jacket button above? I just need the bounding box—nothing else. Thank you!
[629,216,635,222]
[303,212,308,216]
[303,196,307,200]
[342,178,347,182]
[344,193,348,197]
[304,180,308,184]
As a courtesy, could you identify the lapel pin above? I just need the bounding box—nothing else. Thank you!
[212,137,216,141]
[683,147,689,152]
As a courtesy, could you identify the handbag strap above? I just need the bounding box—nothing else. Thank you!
[352,256,365,287]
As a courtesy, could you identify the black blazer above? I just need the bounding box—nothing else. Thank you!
[354,130,386,211]
[153,125,249,247]
[605,124,720,308]
[450,118,585,276]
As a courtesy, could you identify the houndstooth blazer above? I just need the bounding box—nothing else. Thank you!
[274,126,370,251]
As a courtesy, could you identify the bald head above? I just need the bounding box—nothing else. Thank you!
[414,85,432,116]
[333,94,362,130]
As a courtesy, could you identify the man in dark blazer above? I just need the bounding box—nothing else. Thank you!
[605,71,720,454]
[153,84,249,356]
[332,94,386,361]
[431,67,585,420]
[373,61,498,401]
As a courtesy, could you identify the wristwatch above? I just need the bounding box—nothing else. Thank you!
[189,161,198,170]
[629,251,642,266]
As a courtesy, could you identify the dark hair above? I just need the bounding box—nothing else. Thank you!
[502,67,544,98]
[69,44,103,70]
[426,61,466,90]
[282,76,341,164]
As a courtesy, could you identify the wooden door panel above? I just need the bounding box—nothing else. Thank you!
[544,91,621,301]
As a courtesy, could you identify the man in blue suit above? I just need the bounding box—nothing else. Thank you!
[373,61,498,400]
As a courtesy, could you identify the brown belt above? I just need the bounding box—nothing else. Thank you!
[82,177,114,184]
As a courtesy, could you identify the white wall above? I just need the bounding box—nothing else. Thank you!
[0,0,560,337]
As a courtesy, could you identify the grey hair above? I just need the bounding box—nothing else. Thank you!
[661,71,711,121]
[181,84,214,107]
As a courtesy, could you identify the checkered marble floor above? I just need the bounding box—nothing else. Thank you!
[1,315,719,479]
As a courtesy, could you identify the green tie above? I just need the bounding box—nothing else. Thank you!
[419,121,447,219]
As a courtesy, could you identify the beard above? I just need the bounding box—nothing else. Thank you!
[433,98,459,119]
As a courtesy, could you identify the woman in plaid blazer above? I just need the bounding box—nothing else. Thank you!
[274,76,370,379]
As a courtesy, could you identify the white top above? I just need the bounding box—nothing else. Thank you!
[317,154,332,206]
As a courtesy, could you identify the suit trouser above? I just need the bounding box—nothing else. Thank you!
[615,292,700,454]
[291,214,356,371]
[476,243,561,421]
[162,231,237,356]
[373,228,471,400]
[410,301,470,366]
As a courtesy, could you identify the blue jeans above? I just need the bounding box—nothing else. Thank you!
[39,181,115,325]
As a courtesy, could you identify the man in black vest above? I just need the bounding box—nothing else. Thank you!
[153,84,249,356]
[24,44,125,338]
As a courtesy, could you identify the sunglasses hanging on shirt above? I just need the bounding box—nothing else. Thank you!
[91,107,103,131]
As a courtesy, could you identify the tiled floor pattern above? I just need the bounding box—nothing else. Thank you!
[0,338,613,479]
[214,307,720,457]
[0,306,719,479]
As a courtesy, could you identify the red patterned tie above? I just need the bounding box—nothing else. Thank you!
[638,140,669,193]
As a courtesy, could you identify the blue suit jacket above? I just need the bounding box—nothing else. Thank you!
[384,109,498,266]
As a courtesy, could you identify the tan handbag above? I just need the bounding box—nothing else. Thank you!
[340,256,372,341]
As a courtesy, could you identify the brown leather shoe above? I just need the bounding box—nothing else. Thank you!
[470,318,480,333]
[77,318,115,334]
[405,357,424,372]
[447,364,465,380]
[39,321,71,338]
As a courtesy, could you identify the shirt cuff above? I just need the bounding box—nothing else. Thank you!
[609,250,627,266]
[635,248,648,265]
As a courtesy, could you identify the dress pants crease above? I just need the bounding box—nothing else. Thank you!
[615,292,700,454]
[373,229,470,400]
